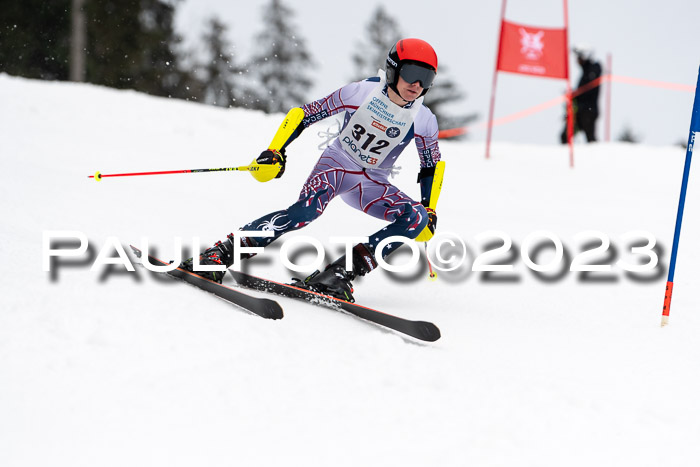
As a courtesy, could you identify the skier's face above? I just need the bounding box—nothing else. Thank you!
[396,75,424,102]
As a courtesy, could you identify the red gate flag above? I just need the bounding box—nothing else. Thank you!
[497,20,569,79]
[486,0,574,166]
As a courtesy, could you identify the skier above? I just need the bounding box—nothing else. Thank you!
[182,38,443,303]
[561,45,602,143]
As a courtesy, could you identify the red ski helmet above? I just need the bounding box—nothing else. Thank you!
[386,38,438,97]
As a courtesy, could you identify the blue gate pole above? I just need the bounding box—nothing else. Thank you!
[662,65,700,326]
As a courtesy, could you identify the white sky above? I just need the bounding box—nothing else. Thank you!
[175,0,700,146]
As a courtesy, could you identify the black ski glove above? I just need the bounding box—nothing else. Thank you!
[256,149,286,178]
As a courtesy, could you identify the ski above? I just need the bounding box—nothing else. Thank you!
[229,271,441,342]
[129,245,283,320]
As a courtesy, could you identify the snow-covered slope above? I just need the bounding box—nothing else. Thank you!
[2,74,700,467]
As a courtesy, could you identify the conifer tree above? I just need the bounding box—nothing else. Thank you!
[84,0,195,99]
[351,6,402,82]
[248,0,314,113]
[422,64,478,138]
[0,0,71,81]
[199,17,240,107]
[352,6,477,138]
[0,0,199,100]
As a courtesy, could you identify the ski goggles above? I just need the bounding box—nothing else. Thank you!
[399,63,436,89]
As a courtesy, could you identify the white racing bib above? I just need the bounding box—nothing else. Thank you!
[339,71,423,169]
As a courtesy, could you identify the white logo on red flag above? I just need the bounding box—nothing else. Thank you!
[519,29,544,60]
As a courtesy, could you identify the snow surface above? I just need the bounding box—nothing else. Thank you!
[2,73,700,467]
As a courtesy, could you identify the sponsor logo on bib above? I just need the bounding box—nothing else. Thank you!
[371,120,387,132]
[386,127,401,138]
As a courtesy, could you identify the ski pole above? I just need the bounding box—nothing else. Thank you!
[89,108,307,183]
[424,242,437,281]
[88,164,280,182]
[415,161,445,281]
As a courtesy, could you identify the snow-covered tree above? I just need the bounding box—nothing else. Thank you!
[352,6,477,138]
[199,18,242,107]
[351,6,402,81]
[247,0,314,113]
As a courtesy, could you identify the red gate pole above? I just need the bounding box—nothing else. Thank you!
[563,0,574,167]
[605,53,612,142]
[485,0,508,159]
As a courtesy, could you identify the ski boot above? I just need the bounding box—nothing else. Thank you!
[293,243,377,303]
[180,234,237,283]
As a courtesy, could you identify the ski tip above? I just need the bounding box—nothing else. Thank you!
[416,321,441,342]
[262,299,284,320]
[129,245,142,258]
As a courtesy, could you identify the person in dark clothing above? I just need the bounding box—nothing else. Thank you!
[561,46,602,143]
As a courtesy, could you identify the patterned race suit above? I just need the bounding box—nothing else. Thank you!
[241,73,442,259]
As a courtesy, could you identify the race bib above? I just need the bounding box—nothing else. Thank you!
[339,71,422,168]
